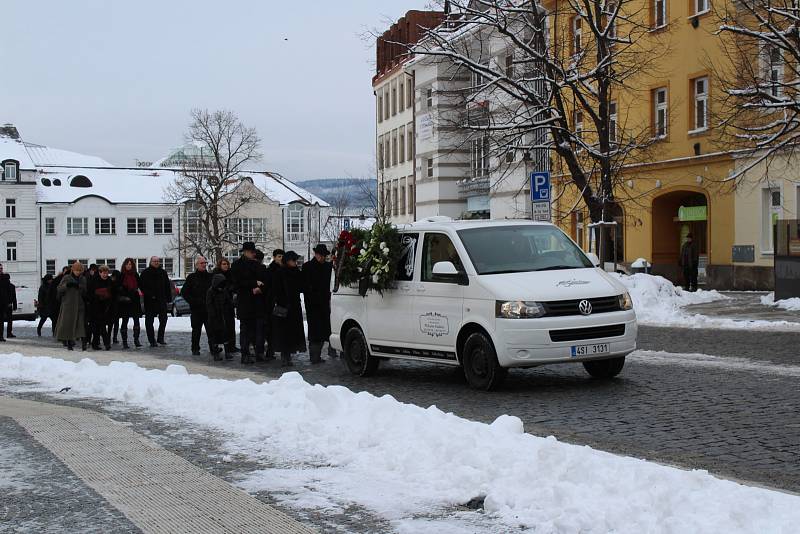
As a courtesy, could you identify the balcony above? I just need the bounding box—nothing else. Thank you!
[458,176,489,198]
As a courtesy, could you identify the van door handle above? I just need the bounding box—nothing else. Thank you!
[416,286,426,293]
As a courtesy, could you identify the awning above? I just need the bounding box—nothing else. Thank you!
[678,205,707,222]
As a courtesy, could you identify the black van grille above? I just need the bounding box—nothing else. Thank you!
[549,324,626,343]
[542,296,621,317]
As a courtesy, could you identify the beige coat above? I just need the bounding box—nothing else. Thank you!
[55,274,87,341]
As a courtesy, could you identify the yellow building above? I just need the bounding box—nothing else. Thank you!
[546,0,786,289]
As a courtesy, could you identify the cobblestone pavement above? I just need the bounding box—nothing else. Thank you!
[0,415,140,534]
[3,320,800,499]
[684,291,800,324]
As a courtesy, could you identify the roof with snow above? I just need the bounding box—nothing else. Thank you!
[23,143,113,167]
[0,136,37,170]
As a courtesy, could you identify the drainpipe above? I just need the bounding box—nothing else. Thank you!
[38,205,43,277]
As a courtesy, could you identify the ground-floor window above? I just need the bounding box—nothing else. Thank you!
[161,258,174,276]
[45,260,56,276]
[6,241,16,261]
[67,258,89,268]
[95,258,116,270]
[762,187,782,253]
[136,258,148,272]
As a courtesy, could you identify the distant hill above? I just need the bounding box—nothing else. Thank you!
[296,178,377,209]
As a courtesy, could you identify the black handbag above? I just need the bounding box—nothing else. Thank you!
[271,274,290,318]
[117,295,132,305]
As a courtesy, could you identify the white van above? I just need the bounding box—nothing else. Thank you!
[330,219,637,390]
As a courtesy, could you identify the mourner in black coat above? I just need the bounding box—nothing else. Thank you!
[139,257,172,346]
[181,257,214,355]
[231,242,265,364]
[263,249,284,358]
[212,259,239,354]
[36,275,53,337]
[302,244,334,363]
[0,267,11,342]
[206,274,236,361]
[88,267,116,350]
[48,267,70,334]
[271,251,306,367]
[118,259,143,348]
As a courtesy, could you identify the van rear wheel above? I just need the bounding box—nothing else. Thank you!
[343,326,380,377]
[583,356,626,379]
[462,332,507,391]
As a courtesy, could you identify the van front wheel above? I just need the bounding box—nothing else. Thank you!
[343,326,380,377]
[462,332,507,391]
[583,356,626,379]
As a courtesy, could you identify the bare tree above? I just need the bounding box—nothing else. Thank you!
[715,0,800,181]
[164,109,263,264]
[389,0,668,229]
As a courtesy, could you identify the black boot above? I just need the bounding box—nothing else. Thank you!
[122,340,129,349]
[281,351,293,367]
[67,341,74,351]
[37,325,42,337]
[134,327,142,348]
[309,342,325,364]
[192,347,201,356]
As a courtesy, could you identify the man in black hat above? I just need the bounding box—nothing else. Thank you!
[302,244,334,364]
[264,249,284,359]
[679,233,700,292]
[231,242,264,364]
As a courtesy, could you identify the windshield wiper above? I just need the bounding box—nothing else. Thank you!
[481,269,524,275]
[535,265,581,271]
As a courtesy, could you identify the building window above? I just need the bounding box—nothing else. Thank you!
[426,88,433,109]
[572,16,582,54]
[95,258,116,270]
[5,199,15,218]
[408,183,414,214]
[67,258,89,268]
[127,217,147,235]
[605,3,617,40]
[378,136,385,170]
[695,0,709,15]
[45,217,56,235]
[692,77,708,131]
[154,217,173,234]
[286,205,305,241]
[161,258,174,276]
[136,258,148,272]
[763,46,784,98]
[762,188,782,253]
[3,161,18,182]
[471,136,490,178]
[654,87,668,138]
[392,131,398,166]
[609,101,618,143]
[574,111,584,143]
[407,125,414,161]
[399,126,406,164]
[6,241,17,261]
[384,87,390,120]
[66,217,88,235]
[653,0,666,28]
[94,217,116,235]
[576,212,586,249]
[504,52,515,78]
[400,182,407,215]
[399,79,405,112]
[385,139,390,169]
[426,158,434,178]
[45,259,56,276]
[378,93,384,123]
[407,77,414,109]
[392,83,397,116]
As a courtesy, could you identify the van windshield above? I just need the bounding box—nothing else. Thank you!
[457,225,593,275]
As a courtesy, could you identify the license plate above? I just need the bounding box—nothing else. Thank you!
[571,343,610,357]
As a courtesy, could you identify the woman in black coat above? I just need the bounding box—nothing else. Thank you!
[212,259,238,355]
[118,258,143,349]
[206,273,235,361]
[88,266,116,350]
[270,251,306,367]
[36,275,53,337]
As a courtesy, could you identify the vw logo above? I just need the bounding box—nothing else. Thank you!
[578,300,593,315]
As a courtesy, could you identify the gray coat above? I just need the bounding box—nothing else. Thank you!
[55,274,87,341]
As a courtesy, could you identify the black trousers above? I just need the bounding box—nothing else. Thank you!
[120,316,141,341]
[190,310,211,351]
[145,307,168,344]
[239,318,264,356]
[92,319,110,348]
[683,266,699,292]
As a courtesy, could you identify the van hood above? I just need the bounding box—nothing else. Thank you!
[475,268,624,301]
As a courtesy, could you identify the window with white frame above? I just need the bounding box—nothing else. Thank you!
[3,161,18,182]
[471,135,490,178]
[400,181,407,215]
[392,131,398,166]
[763,46,784,98]
[161,258,174,276]
[609,101,618,143]
[605,3,617,40]
[407,125,414,160]
[94,217,116,235]
[66,217,88,235]
[45,259,56,276]
[225,218,269,247]
[6,241,16,261]
[407,77,414,109]
[378,137,385,170]
[384,138,390,168]
[67,258,89,268]
[572,16,582,54]
[408,183,414,214]
[576,212,586,249]
[95,258,116,270]
[154,217,173,234]
[5,198,15,218]
[286,205,305,241]
[426,88,433,109]
[654,87,668,138]
[136,258,148,272]
[392,83,397,116]
[695,0,709,15]
[653,0,666,28]
[384,87,390,120]
[127,217,147,235]
[186,204,201,235]
[504,52,515,78]
[399,126,406,164]
[378,93,384,123]
[762,188,782,253]
[574,110,584,143]
[693,77,708,131]
[426,158,434,178]
[399,79,405,112]
[45,217,56,235]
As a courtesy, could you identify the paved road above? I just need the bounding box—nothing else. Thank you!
[3,322,800,495]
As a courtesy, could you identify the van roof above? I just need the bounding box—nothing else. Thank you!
[399,218,554,232]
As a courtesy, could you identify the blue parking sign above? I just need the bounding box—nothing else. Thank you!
[531,172,551,202]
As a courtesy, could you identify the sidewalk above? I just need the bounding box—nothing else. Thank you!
[0,395,317,534]
[684,291,800,323]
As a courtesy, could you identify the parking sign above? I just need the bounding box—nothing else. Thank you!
[531,172,551,202]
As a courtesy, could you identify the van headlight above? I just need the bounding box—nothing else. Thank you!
[496,300,546,319]
[618,292,633,311]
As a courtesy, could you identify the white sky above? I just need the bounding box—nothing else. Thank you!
[1,0,431,180]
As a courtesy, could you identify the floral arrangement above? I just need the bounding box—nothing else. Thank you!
[334,223,401,295]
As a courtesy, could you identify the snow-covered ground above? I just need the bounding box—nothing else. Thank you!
[613,274,800,330]
[760,292,800,312]
[1,353,798,533]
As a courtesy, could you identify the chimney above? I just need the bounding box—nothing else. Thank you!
[0,123,21,140]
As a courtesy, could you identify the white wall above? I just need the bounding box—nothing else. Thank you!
[0,169,39,288]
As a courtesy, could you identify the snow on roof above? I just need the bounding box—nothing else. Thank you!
[245,172,329,207]
[23,143,113,167]
[0,136,37,170]
[36,167,177,204]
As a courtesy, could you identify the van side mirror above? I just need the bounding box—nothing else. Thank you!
[585,252,601,267]
[432,261,469,285]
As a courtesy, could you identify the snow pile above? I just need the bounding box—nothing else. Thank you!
[630,257,651,268]
[1,353,799,533]
[611,273,726,325]
[760,292,800,312]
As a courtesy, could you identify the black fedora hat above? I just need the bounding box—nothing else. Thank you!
[313,243,330,256]
[284,250,300,263]
[240,241,257,252]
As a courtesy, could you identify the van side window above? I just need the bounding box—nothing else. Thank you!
[395,233,419,281]
[421,233,464,283]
